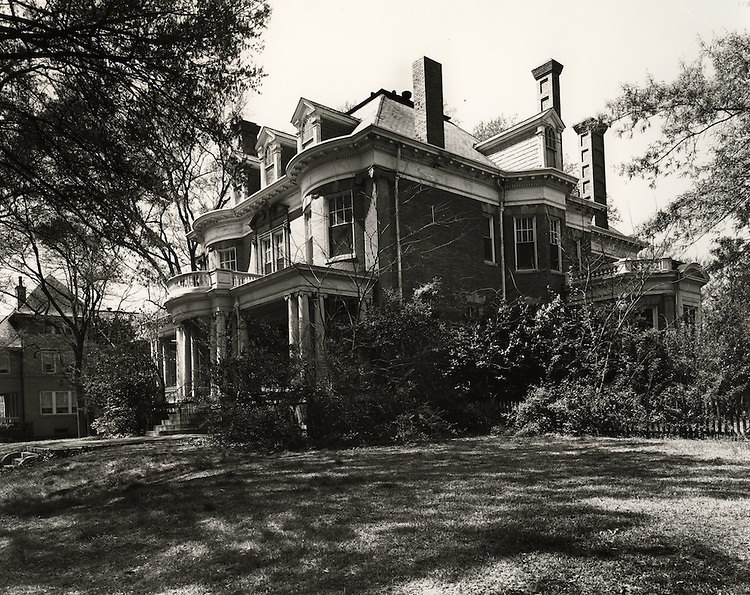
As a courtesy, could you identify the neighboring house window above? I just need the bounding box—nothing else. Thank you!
[264,146,276,185]
[329,191,354,258]
[217,247,237,271]
[258,227,286,275]
[514,217,537,270]
[0,351,9,374]
[483,214,496,263]
[549,218,562,272]
[41,350,57,374]
[40,391,76,415]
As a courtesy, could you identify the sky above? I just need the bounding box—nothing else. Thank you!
[1,1,747,315]
[247,0,749,258]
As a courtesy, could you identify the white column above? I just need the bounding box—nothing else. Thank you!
[176,325,192,398]
[314,294,326,359]
[287,293,299,349]
[298,292,311,362]
[190,330,200,398]
[215,311,227,361]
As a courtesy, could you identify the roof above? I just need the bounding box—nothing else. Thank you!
[348,94,496,166]
[17,276,78,316]
[0,315,21,349]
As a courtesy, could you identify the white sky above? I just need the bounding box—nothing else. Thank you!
[2,1,747,315]
[248,0,749,259]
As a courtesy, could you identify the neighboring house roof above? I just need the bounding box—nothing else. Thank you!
[0,315,22,349]
[349,93,496,167]
[17,276,78,316]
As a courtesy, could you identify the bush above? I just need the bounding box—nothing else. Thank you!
[206,401,306,451]
[394,404,456,444]
[514,382,646,437]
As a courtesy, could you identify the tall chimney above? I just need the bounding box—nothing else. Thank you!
[15,276,26,310]
[531,59,564,118]
[574,118,609,229]
[412,56,445,148]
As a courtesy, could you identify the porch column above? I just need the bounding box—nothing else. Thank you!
[176,324,192,398]
[215,310,228,362]
[298,292,311,362]
[287,293,300,349]
[313,294,326,362]
[236,304,248,354]
[190,329,200,398]
[160,337,170,387]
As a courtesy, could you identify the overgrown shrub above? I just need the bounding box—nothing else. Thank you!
[514,382,646,436]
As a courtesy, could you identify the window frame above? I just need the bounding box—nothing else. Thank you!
[0,351,9,374]
[216,247,237,271]
[549,217,562,272]
[40,391,76,416]
[483,214,496,264]
[258,225,287,275]
[328,190,355,260]
[514,216,537,271]
[41,350,57,374]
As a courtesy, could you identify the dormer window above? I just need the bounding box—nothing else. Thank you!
[545,127,558,168]
[264,146,276,185]
[301,116,316,148]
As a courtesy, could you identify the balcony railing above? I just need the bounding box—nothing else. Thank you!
[167,269,263,298]
[569,258,675,285]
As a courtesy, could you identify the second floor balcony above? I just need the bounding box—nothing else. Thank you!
[167,269,263,299]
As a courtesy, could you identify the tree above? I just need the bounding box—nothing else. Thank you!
[604,32,750,250]
[472,114,518,142]
[0,0,270,281]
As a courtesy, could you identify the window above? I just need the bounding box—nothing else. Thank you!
[258,227,286,275]
[549,218,562,272]
[581,164,590,179]
[539,78,548,94]
[582,180,591,195]
[483,214,496,263]
[545,127,557,167]
[514,217,537,270]
[217,247,237,271]
[40,391,76,416]
[41,350,57,374]
[0,351,9,374]
[683,305,698,329]
[264,146,276,185]
[329,191,354,258]
[302,117,315,148]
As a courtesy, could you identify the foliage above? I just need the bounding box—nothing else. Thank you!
[84,315,164,437]
[605,33,750,250]
[472,114,519,142]
[0,0,270,280]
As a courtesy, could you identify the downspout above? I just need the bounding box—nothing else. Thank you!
[497,178,506,301]
[395,146,404,302]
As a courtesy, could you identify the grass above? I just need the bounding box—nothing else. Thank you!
[1,436,749,594]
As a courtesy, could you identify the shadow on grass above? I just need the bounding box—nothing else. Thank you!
[0,437,749,594]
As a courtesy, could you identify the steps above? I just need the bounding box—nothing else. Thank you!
[146,408,203,437]
[1,447,48,470]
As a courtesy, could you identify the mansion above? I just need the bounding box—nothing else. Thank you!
[158,57,708,400]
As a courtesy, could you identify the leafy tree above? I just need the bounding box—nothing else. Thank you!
[84,314,164,436]
[604,32,750,250]
[472,114,519,142]
[0,0,270,280]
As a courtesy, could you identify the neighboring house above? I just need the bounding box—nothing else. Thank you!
[0,278,80,439]
[159,56,708,399]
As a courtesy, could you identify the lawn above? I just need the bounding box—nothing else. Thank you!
[1,436,749,594]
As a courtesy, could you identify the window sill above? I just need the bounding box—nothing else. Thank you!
[483,260,498,267]
[326,253,357,264]
[514,268,540,274]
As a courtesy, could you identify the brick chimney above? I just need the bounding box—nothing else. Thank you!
[15,276,26,310]
[412,57,445,148]
[531,59,564,118]
[574,118,609,229]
